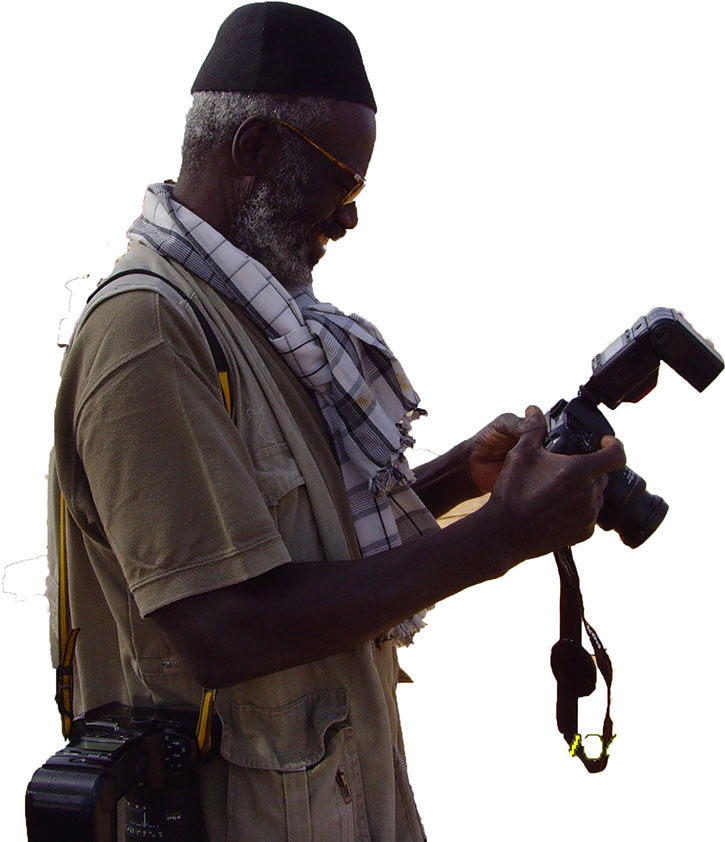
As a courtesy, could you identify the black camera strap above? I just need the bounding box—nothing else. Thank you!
[55,269,230,754]
[551,547,615,773]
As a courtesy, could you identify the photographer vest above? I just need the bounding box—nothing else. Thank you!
[48,241,426,842]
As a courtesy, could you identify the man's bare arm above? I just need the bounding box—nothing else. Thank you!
[151,408,625,688]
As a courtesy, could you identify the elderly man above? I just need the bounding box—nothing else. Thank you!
[49,3,624,839]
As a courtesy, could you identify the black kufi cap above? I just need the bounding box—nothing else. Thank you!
[192,2,376,112]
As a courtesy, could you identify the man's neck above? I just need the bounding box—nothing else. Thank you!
[171,180,235,244]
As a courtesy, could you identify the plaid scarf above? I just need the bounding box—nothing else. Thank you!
[128,183,438,644]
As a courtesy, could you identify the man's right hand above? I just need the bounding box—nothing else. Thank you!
[482,405,626,564]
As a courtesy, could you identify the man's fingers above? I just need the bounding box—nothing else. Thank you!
[580,435,627,477]
[490,412,527,438]
[500,406,626,483]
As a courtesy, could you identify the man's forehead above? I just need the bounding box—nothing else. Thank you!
[320,101,376,171]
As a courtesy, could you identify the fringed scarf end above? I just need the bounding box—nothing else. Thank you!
[382,609,431,648]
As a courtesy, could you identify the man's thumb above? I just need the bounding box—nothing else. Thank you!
[517,405,548,445]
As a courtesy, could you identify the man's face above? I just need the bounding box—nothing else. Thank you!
[230,101,376,291]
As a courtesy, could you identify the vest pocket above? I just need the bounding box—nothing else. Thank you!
[217,690,372,842]
[251,442,305,508]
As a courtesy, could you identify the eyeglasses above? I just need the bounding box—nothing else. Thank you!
[272,119,365,205]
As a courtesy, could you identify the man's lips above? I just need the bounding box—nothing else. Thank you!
[316,219,347,242]
[309,222,346,264]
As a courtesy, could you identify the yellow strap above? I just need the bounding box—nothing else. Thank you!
[219,370,232,416]
[192,370,232,745]
[57,494,81,739]
[55,365,230,744]
[57,496,70,647]
[196,688,217,756]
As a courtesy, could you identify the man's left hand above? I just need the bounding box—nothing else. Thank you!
[466,413,527,495]
[411,411,528,517]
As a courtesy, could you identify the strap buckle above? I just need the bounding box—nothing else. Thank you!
[55,664,76,738]
[569,732,616,761]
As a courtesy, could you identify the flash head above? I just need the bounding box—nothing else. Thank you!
[583,308,723,409]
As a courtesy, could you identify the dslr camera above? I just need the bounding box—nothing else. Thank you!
[544,307,723,548]
[26,703,219,842]
[544,308,721,773]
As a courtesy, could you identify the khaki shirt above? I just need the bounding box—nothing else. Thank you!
[49,242,427,841]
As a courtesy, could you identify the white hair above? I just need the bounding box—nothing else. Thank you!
[180,91,332,178]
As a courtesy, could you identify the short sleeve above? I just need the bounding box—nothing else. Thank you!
[65,290,292,616]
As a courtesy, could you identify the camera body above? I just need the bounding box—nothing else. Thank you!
[26,703,218,842]
[544,308,723,547]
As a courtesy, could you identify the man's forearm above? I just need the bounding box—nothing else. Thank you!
[412,439,480,517]
[151,414,626,689]
[152,500,515,689]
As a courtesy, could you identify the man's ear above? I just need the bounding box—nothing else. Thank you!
[232,117,278,175]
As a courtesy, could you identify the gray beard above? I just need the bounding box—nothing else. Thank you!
[228,154,313,292]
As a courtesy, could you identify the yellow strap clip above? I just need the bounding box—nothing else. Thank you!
[570,732,616,760]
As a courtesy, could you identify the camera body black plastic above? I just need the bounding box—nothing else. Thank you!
[544,308,722,547]
[26,703,217,842]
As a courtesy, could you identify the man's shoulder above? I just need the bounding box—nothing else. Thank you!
[77,241,218,350]
[62,279,221,413]
[110,241,187,285]
[71,288,166,367]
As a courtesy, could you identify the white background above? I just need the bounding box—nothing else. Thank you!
[2,1,723,839]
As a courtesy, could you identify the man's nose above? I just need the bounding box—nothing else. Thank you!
[334,202,358,230]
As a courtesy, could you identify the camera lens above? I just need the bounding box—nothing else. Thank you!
[597,466,669,548]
